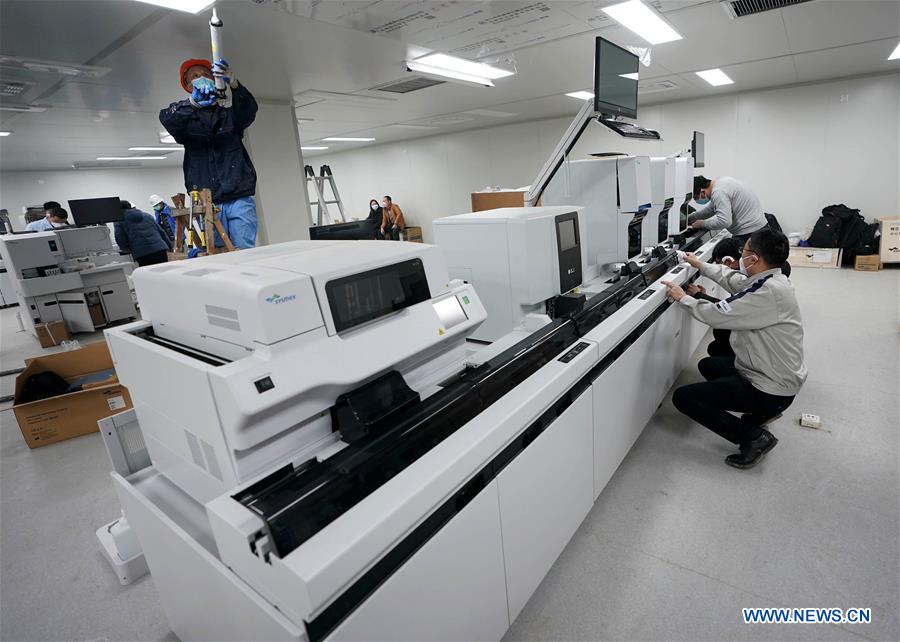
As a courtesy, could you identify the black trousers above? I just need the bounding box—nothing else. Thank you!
[672,356,795,447]
[383,226,400,240]
[707,329,735,357]
[136,250,169,267]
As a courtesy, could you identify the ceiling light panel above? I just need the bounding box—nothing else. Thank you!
[566,91,594,100]
[602,0,683,45]
[414,53,515,80]
[132,0,214,14]
[96,156,168,161]
[696,68,734,86]
[889,42,900,60]
[128,146,184,152]
[322,137,375,142]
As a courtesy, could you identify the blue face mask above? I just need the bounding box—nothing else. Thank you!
[192,76,215,92]
[695,198,710,205]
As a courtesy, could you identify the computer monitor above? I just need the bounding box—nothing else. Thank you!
[68,197,124,226]
[594,37,639,119]
[692,131,705,168]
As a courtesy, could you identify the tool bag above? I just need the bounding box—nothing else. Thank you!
[18,371,70,404]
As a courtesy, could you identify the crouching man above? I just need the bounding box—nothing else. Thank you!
[661,228,807,469]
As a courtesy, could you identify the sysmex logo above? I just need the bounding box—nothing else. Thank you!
[265,293,297,305]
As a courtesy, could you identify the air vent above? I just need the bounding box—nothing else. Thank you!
[639,80,679,93]
[0,80,33,97]
[372,77,447,94]
[719,0,813,18]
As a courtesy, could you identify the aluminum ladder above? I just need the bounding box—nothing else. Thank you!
[306,164,347,226]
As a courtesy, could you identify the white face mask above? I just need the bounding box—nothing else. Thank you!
[738,255,756,275]
[371,204,379,210]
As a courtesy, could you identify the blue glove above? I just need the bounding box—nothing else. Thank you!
[191,76,217,107]
[212,58,236,87]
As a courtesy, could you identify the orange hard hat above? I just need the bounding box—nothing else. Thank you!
[179,58,212,93]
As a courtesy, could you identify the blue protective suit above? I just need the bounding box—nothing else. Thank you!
[154,203,178,243]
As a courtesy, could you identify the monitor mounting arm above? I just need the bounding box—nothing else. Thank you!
[525,99,596,207]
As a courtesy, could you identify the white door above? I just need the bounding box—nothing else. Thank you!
[56,292,94,333]
[99,281,136,322]
[34,294,63,323]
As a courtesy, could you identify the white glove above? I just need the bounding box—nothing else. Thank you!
[212,58,238,88]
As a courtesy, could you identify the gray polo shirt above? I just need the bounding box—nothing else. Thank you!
[693,176,767,236]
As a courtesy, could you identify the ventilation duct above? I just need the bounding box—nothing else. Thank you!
[719,0,814,19]
[371,76,447,94]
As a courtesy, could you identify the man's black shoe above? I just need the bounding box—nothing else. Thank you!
[726,429,778,469]
[740,412,782,427]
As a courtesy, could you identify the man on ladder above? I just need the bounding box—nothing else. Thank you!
[159,57,258,249]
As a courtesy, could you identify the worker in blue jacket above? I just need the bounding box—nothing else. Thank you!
[159,58,258,249]
[149,194,177,244]
[114,201,172,267]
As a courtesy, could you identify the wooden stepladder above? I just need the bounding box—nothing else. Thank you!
[170,188,235,255]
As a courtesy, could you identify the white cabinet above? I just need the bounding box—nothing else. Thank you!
[331,480,510,642]
[99,281,136,322]
[33,294,63,323]
[56,291,95,333]
[497,388,594,622]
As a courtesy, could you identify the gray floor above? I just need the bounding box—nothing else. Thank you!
[1,267,898,642]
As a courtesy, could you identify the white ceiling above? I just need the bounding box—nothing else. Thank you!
[0,0,897,170]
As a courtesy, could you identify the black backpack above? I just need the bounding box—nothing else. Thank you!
[808,214,841,248]
[18,371,71,404]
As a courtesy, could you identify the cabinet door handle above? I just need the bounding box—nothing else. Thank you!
[102,290,114,295]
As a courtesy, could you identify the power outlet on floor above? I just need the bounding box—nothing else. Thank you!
[800,413,822,429]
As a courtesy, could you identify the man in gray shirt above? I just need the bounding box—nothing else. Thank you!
[661,228,807,470]
[690,175,767,244]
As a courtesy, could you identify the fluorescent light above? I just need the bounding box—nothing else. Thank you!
[322,137,375,142]
[0,131,11,136]
[96,156,168,161]
[414,53,515,80]
[602,0,683,45]
[566,91,594,100]
[128,146,184,152]
[301,146,329,150]
[696,68,734,86]
[889,42,900,60]
[159,131,176,144]
[619,72,640,80]
[132,0,214,14]
[407,60,496,87]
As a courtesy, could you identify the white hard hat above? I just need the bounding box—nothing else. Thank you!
[149,194,163,206]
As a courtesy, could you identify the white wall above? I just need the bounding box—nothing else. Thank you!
[0,167,184,229]
[315,73,900,241]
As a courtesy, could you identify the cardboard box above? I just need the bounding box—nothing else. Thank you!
[34,320,71,348]
[13,341,133,448]
[879,217,900,264]
[471,190,529,212]
[403,226,423,243]
[788,247,842,269]
[854,254,881,271]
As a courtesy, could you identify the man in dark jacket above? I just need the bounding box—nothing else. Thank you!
[159,58,258,249]
[115,201,172,267]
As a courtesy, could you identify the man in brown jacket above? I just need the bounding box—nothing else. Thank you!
[380,195,406,240]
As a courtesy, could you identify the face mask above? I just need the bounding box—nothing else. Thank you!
[371,204,379,211]
[192,76,215,92]
[738,256,756,276]
[382,203,388,209]
[153,205,163,212]
[695,197,710,205]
